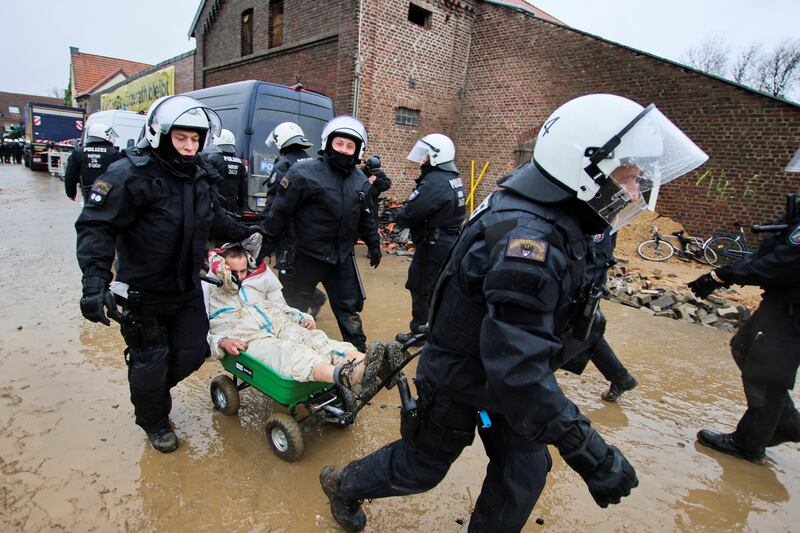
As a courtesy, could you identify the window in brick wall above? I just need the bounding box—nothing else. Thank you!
[408,3,432,29]
[269,0,284,48]
[395,107,420,127]
[241,8,253,56]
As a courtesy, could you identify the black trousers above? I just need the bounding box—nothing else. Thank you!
[730,306,800,451]
[405,239,453,333]
[339,389,551,532]
[590,336,629,382]
[283,252,367,352]
[123,289,209,433]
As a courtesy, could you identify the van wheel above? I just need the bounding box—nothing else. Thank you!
[265,413,304,462]
[210,375,240,415]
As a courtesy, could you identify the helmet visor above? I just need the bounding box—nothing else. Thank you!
[591,106,708,232]
[786,147,800,173]
[150,95,222,148]
[407,141,429,164]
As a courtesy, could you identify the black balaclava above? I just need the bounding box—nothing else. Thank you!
[154,128,205,179]
[323,134,360,175]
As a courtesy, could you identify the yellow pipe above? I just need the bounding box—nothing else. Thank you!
[466,161,489,208]
[470,160,475,213]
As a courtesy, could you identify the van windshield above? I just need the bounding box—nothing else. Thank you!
[249,109,327,179]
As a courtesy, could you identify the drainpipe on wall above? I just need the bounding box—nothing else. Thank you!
[352,0,365,117]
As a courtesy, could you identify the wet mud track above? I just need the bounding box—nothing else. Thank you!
[1,165,797,531]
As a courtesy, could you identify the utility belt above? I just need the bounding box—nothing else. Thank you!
[399,379,475,459]
[415,225,461,246]
[120,313,168,351]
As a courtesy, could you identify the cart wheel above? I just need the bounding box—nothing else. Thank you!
[210,375,240,415]
[265,413,304,462]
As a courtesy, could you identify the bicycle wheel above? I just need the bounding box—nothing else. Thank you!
[637,239,674,261]
[685,239,708,264]
[704,236,743,267]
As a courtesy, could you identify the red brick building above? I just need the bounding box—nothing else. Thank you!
[189,0,800,235]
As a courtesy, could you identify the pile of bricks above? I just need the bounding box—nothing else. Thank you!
[604,264,751,333]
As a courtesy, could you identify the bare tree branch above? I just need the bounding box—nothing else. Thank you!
[682,35,730,76]
[730,43,761,85]
[754,39,800,98]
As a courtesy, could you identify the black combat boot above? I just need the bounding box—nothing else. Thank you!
[146,423,179,453]
[601,372,639,402]
[320,466,366,532]
[697,429,766,464]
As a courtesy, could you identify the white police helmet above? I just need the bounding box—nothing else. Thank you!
[407,133,457,172]
[139,95,222,150]
[504,94,708,233]
[321,115,368,159]
[266,122,312,150]
[86,123,116,144]
[213,129,237,152]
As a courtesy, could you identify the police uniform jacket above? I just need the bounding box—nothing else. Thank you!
[75,148,253,294]
[395,168,466,244]
[260,157,380,264]
[417,186,595,442]
[205,150,247,210]
[64,140,122,199]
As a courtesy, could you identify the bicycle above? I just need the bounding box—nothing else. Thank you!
[637,225,714,263]
[703,221,754,267]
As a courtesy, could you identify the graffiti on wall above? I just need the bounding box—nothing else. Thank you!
[694,169,761,203]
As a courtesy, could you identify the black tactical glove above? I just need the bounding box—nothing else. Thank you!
[379,209,396,224]
[369,247,382,268]
[80,277,111,326]
[688,272,725,299]
[557,423,638,508]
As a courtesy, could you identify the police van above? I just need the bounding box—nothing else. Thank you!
[84,110,147,150]
[187,80,335,223]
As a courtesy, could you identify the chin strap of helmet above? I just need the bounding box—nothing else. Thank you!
[583,103,655,184]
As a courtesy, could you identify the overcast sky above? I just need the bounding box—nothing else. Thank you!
[0,0,797,97]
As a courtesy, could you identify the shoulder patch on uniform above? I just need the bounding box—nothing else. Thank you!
[407,189,420,201]
[280,177,290,190]
[505,238,548,263]
[592,233,605,243]
[88,180,112,206]
[788,224,800,246]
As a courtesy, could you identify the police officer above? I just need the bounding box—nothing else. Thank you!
[363,154,391,222]
[319,94,709,532]
[203,129,247,212]
[65,123,123,203]
[692,171,800,463]
[386,134,465,342]
[260,122,327,316]
[260,115,381,353]
[75,95,255,453]
[264,121,313,206]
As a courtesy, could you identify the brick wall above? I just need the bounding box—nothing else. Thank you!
[195,0,351,101]
[455,4,800,237]
[355,0,478,188]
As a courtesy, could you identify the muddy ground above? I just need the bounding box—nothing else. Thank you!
[1,164,798,532]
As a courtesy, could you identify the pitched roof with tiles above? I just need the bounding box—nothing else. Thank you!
[70,48,152,96]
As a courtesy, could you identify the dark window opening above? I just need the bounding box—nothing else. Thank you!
[269,0,284,48]
[408,3,431,28]
[395,107,420,127]
[241,9,254,56]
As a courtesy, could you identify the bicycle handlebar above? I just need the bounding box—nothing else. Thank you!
[752,224,789,234]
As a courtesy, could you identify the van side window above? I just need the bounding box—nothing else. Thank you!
[241,8,254,56]
[269,0,283,48]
